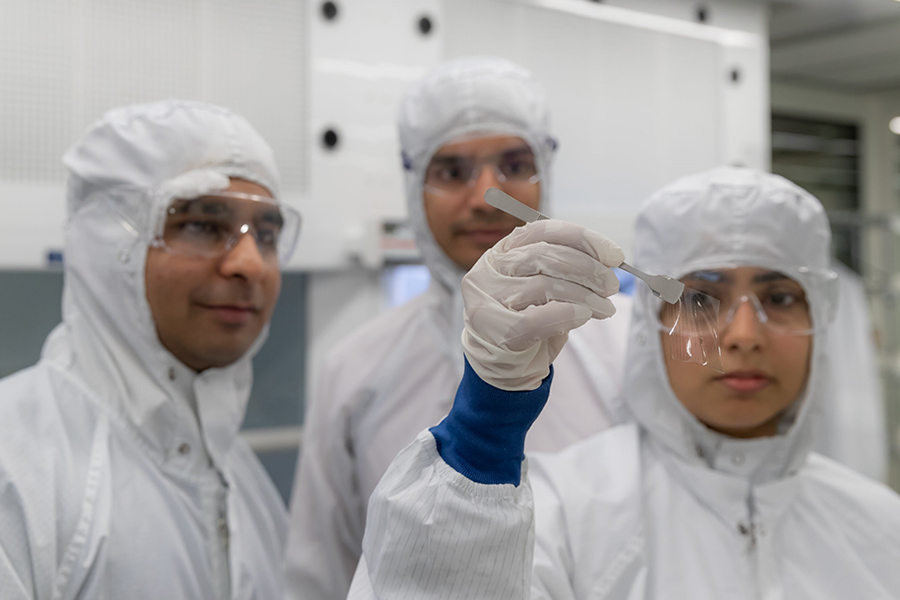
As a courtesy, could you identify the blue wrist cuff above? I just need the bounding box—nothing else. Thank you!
[429,358,553,486]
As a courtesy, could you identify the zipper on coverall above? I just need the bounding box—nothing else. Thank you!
[740,496,782,600]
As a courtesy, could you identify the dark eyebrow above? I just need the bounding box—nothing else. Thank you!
[501,146,534,158]
[683,270,730,284]
[753,271,793,284]
[431,144,533,163]
[257,208,284,227]
[429,155,467,164]
[169,198,233,217]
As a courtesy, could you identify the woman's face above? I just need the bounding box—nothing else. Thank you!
[661,266,813,438]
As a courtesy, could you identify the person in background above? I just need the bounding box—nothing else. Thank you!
[285,56,633,600]
[819,260,888,481]
[0,100,301,599]
[351,167,900,598]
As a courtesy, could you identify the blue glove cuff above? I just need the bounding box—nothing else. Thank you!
[430,358,553,486]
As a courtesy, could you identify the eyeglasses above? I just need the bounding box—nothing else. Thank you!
[423,147,540,198]
[659,270,814,336]
[150,191,302,265]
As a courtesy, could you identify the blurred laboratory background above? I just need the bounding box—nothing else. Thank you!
[3,0,900,501]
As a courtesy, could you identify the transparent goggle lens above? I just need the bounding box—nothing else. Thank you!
[656,270,817,372]
[659,288,725,373]
[683,269,815,336]
[423,148,540,197]
[720,293,815,336]
[153,192,301,265]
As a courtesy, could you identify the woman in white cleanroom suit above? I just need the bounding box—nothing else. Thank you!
[350,167,900,599]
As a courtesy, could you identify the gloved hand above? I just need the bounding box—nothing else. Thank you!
[462,219,624,391]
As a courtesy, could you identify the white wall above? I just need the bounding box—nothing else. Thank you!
[441,0,768,253]
[0,0,307,269]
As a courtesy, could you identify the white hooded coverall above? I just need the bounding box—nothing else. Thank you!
[818,261,888,481]
[349,167,900,599]
[285,57,632,600]
[0,101,287,600]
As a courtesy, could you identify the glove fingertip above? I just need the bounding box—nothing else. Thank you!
[587,296,617,320]
[590,234,625,268]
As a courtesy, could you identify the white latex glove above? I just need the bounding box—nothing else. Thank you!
[462,219,625,391]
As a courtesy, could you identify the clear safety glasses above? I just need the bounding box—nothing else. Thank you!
[423,146,540,198]
[655,269,816,373]
[150,191,302,265]
[661,270,815,336]
[658,288,725,372]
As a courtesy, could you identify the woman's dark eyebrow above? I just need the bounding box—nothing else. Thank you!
[501,146,533,155]
[753,271,791,284]
[500,148,535,162]
[429,154,466,163]
[683,270,728,284]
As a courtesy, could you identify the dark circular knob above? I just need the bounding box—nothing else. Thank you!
[322,1,338,21]
[696,6,708,23]
[730,68,741,84]
[418,15,433,36]
[322,128,340,150]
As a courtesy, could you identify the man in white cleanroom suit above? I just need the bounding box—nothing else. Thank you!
[285,56,632,600]
[0,100,299,599]
[350,167,900,599]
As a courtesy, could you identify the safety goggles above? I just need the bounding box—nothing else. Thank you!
[423,146,540,198]
[150,191,302,265]
[659,269,815,337]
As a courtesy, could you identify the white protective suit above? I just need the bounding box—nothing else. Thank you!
[819,261,888,481]
[350,167,900,599]
[285,56,632,600]
[0,101,287,600]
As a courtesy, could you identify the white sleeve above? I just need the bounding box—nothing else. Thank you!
[285,362,365,600]
[349,430,538,600]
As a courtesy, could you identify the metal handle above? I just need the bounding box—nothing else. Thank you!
[484,187,684,304]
